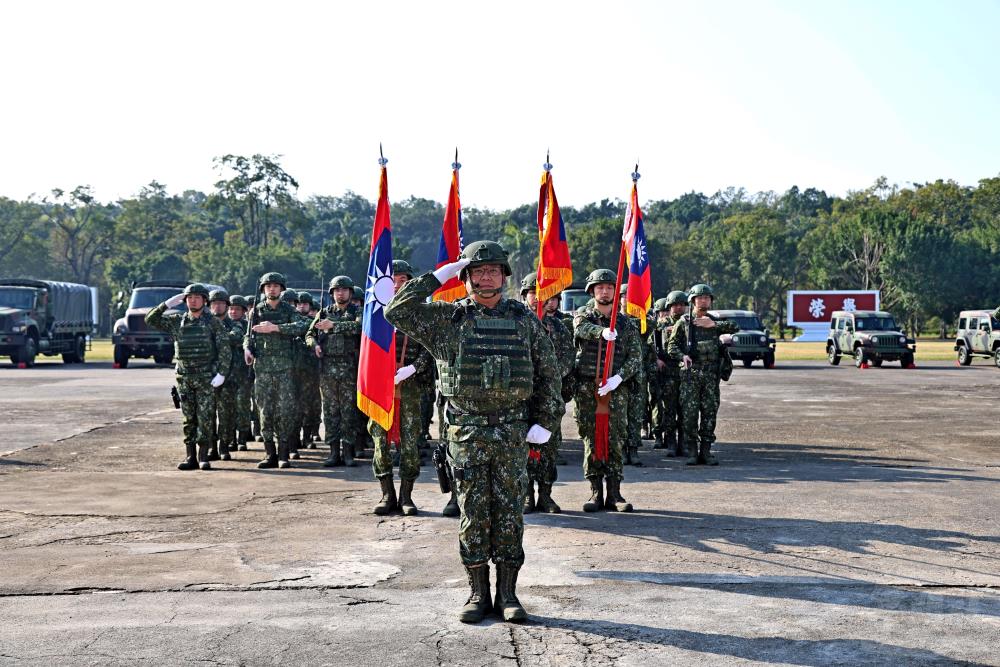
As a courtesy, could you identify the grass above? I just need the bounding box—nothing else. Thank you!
[775,339,958,361]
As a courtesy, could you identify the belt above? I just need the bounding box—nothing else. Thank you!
[446,406,527,426]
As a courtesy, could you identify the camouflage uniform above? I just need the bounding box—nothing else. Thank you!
[305,300,362,466]
[298,294,323,446]
[654,313,685,454]
[145,290,231,470]
[227,315,253,448]
[622,312,657,466]
[526,311,574,490]
[667,307,739,465]
[244,293,309,466]
[213,314,243,459]
[385,248,563,624]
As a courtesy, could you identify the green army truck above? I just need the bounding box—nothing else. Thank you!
[826,310,915,368]
[0,278,94,367]
[710,309,776,368]
[954,310,1000,367]
[559,288,590,313]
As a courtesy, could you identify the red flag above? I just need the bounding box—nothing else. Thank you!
[535,160,573,316]
[623,179,652,333]
[356,155,396,431]
[433,155,466,302]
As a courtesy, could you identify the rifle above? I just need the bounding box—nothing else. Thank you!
[432,441,451,493]
[246,278,264,359]
[170,386,182,409]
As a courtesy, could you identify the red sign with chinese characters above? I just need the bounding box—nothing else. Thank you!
[787,291,879,326]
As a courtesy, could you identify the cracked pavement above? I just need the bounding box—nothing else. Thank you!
[1,360,999,665]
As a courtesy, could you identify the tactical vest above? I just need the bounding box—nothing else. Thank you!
[575,311,625,378]
[685,314,722,364]
[255,303,295,359]
[321,305,360,360]
[174,314,216,369]
[395,330,422,367]
[437,314,533,402]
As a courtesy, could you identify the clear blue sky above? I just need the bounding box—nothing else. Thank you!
[2,0,998,207]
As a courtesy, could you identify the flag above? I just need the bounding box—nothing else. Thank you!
[432,162,466,302]
[357,159,396,431]
[535,164,572,313]
[622,179,652,333]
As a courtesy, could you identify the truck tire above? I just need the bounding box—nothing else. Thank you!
[901,352,915,368]
[14,337,38,368]
[154,352,174,366]
[854,347,866,368]
[827,344,841,366]
[741,358,753,368]
[994,347,1000,369]
[957,344,972,366]
[113,344,130,369]
[871,358,883,368]
[62,336,87,364]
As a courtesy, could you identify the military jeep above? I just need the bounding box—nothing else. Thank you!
[826,310,915,368]
[709,309,776,368]
[954,310,1000,367]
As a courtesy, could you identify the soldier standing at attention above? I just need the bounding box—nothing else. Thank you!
[619,284,656,467]
[297,292,322,448]
[305,276,362,468]
[371,260,433,516]
[573,270,642,512]
[519,273,574,514]
[245,295,263,442]
[207,289,240,461]
[227,295,253,451]
[146,284,231,471]
[279,290,307,460]
[667,284,738,466]
[244,273,310,469]
[385,241,563,624]
[654,292,688,457]
[649,297,669,449]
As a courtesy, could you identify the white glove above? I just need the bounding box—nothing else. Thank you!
[601,328,617,341]
[525,424,552,445]
[682,355,693,369]
[433,258,472,284]
[165,293,185,308]
[211,373,226,388]
[597,374,622,396]
[720,334,734,345]
[394,364,417,385]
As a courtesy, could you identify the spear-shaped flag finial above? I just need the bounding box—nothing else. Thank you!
[543,149,552,172]
[452,147,461,171]
[378,143,388,167]
[632,162,641,182]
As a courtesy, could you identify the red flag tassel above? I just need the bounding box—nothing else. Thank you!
[388,393,401,446]
[594,413,610,462]
[528,448,541,462]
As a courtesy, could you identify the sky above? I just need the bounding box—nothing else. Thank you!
[2,0,999,209]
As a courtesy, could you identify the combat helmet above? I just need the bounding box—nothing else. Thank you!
[259,272,286,290]
[328,275,354,293]
[619,283,629,296]
[687,283,714,302]
[519,273,537,296]
[458,240,512,280]
[666,290,688,307]
[297,291,315,307]
[391,260,414,279]
[584,269,616,295]
[229,295,248,310]
[352,286,365,302]
[653,297,669,312]
[182,283,210,298]
[208,288,229,304]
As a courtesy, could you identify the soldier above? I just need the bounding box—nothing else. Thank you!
[573,269,642,513]
[297,291,322,448]
[244,273,310,469]
[654,292,688,456]
[146,284,231,470]
[666,284,739,466]
[207,289,241,461]
[228,295,253,451]
[619,284,656,467]
[245,295,263,442]
[279,290,307,460]
[385,240,563,624]
[305,276,362,467]
[519,273,574,514]
[371,260,433,516]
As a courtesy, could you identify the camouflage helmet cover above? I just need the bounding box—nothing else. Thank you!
[666,290,689,307]
[459,240,512,279]
[182,283,210,298]
[280,289,299,304]
[258,272,286,290]
[229,295,248,309]
[391,259,414,278]
[653,297,669,312]
[585,269,617,294]
[688,283,714,301]
[208,288,229,304]
[352,286,365,301]
[328,275,354,292]
[297,291,315,306]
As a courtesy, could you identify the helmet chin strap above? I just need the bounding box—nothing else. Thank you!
[471,286,502,298]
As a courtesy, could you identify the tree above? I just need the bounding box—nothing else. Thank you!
[207,154,303,248]
[45,186,116,285]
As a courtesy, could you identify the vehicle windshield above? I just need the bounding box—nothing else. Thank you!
[992,317,1000,329]
[129,288,186,311]
[560,291,591,313]
[855,316,897,331]
[727,316,763,331]
[0,288,36,310]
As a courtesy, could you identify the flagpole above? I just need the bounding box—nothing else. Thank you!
[536,151,552,319]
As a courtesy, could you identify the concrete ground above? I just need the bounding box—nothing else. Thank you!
[1,359,999,666]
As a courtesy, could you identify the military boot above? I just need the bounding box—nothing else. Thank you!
[289,429,301,460]
[373,475,397,515]
[664,436,678,457]
[342,441,356,467]
[442,490,460,517]
[458,564,492,624]
[177,443,198,471]
[237,431,250,451]
[630,445,644,467]
[494,564,527,623]
[303,428,316,449]
[277,440,291,469]
[685,440,700,465]
[322,442,343,467]
[220,441,231,461]
[258,439,278,469]
[653,434,665,449]
[700,442,718,466]
[207,444,220,461]
[535,483,561,514]
[198,444,212,471]
[523,480,536,514]
[582,476,604,512]
[623,447,634,466]
[605,478,633,512]
[398,478,418,516]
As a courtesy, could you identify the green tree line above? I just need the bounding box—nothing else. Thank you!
[1,154,998,335]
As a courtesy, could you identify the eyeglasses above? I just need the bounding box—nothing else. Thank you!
[470,266,503,279]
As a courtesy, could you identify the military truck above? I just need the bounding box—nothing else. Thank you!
[0,278,94,367]
[826,310,915,368]
[954,310,1000,367]
[112,280,222,368]
[560,287,590,313]
[710,309,776,368]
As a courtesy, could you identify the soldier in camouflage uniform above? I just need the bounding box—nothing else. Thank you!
[227,295,253,451]
[619,284,656,467]
[667,284,739,466]
[654,292,688,456]
[298,291,322,448]
[146,284,231,471]
[244,272,310,469]
[279,289,309,460]
[246,295,263,442]
[207,289,241,461]
[519,273,574,514]
[371,260,432,516]
[573,269,642,513]
[385,240,563,625]
[305,276,362,467]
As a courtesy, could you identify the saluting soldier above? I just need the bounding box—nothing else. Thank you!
[146,284,231,470]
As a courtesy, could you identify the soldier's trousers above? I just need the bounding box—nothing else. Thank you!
[647,373,662,436]
[452,437,528,568]
[302,368,321,435]
[526,431,559,484]
[370,382,422,481]
[288,368,304,450]
[254,371,295,451]
[320,373,357,448]
[234,373,252,436]
[574,381,626,481]
[626,372,646,450]
[213,379,238,450]
[679,368,722,452]
[177,373,215,450]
